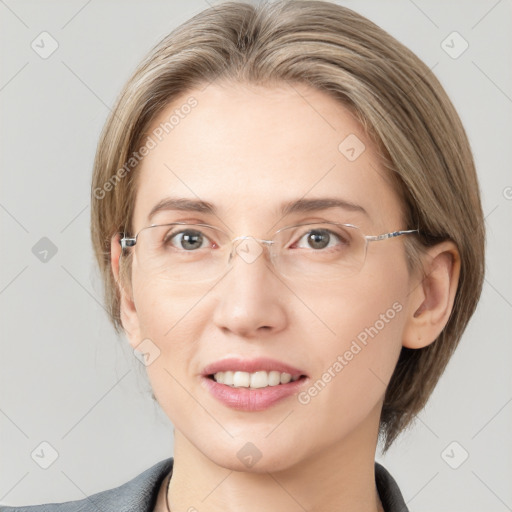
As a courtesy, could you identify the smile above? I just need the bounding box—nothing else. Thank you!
[210,370,302,388]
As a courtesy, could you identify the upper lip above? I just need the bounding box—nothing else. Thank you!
[202,357,307,378]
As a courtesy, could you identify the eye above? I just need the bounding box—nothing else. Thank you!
[164,228,213,251]
[293,227,351,251]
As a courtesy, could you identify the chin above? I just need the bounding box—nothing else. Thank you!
[199,438,302,474]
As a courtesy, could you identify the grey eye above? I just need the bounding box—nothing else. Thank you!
[165,229,209,251]
[295,228,349,250]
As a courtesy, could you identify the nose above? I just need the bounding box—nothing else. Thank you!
[211,236,288,338]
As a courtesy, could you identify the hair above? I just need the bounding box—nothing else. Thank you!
[90,0,485,452]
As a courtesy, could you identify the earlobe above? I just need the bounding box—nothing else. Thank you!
[110,233,141,347]
[402,241,461,349]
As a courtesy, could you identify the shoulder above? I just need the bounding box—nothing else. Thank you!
[0,457,174,512]
[375,461,409,512]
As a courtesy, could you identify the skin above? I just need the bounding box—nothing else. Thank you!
[110,81,460,512]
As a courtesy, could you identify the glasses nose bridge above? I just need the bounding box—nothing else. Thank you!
[228,234,276,265]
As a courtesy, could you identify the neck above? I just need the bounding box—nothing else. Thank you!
[167,405,384,512]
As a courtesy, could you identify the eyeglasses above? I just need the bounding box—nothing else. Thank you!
[119,221,418,283]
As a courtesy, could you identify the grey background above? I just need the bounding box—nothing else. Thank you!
[1,0,511,510]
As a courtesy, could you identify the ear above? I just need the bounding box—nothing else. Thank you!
[402,240,461,349]
[111,233,142,349]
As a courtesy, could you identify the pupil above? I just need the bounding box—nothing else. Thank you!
[308,230,329,249]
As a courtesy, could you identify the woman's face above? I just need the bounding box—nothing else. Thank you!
[119,81,417,472]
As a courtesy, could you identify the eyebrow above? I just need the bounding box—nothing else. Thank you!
[147,196,368,221]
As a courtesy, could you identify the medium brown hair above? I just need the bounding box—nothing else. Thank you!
[90,0,485,452]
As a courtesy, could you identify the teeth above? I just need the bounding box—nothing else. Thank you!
[212,370,301,388]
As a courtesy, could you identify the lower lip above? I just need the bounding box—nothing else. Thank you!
[201,376,308,411]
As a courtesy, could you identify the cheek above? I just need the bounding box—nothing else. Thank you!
[132,273,208,336]
[297,273,408,413]
[130,277,207,400]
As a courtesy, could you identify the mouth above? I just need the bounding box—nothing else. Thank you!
[206,371,307,389]
[201,357,309,390]
[201,360,309,411]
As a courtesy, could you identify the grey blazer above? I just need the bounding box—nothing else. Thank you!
[1,458,409,512]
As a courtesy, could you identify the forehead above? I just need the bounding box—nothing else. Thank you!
[132,81,403,232]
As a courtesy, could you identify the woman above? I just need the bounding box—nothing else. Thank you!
[3,0,484,510]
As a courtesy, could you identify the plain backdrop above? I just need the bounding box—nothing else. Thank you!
[1,1,511,510]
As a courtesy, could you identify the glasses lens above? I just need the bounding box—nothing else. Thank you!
[131,222,367,283]
[135,223,231,282]
[272,222,366,281]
